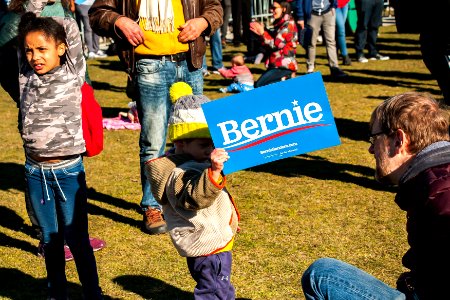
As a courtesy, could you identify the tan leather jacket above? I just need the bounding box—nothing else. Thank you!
[88,0,223,73]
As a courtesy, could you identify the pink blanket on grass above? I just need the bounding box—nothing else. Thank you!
[102,116,141,130]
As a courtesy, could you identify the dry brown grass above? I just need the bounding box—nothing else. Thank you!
[0,25,443,299]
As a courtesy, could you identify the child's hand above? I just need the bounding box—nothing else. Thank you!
[210,148,229,181]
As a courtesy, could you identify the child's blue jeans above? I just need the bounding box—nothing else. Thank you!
[25,156,102,299]
[226,82,254,93]
[187,251,235,300]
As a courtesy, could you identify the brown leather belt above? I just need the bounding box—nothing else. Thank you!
[136,52,187,63]
[28,154,79,163]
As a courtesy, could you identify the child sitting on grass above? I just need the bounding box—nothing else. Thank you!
[218,54,254,93]
[146,82,240,299]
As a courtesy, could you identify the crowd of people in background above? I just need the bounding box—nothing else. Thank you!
[0,0,449,298]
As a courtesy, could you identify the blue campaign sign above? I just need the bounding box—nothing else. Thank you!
[201,72,341,175]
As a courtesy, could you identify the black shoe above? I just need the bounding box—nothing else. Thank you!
[342,55,352,66]
[330,67,348,79]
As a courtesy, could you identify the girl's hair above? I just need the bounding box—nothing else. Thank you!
[18,12,67,52]
[274,0,291,17]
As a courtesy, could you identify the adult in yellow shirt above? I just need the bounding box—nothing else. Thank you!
[89,0,223,234]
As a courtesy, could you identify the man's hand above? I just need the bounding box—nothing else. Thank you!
[178,17,208,43]
[210,148,229,181]
[115,17,144,46]
[249,21,264,36]
[297,20,305,30]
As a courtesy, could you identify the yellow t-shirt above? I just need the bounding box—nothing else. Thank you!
[135,0,189,55]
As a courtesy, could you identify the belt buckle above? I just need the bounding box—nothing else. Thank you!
[169,54,179,62]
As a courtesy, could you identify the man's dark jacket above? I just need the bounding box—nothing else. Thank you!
[396,141,450,299]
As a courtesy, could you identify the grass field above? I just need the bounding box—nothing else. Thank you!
[0,25,444,299]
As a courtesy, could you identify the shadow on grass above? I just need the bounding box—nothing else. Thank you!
[335,117,369,142]
[114,275,251,300]
[0,162,25,191]
[337,71,439,96]
[0,206,35,236]
[0,268,80,300]
[87,202,141,228]
[249,154,396,193]
[89,59,125,72]
[91,80,126,93]
[114,275,193,300]
[0,231,36,255]
[87,187,140,212]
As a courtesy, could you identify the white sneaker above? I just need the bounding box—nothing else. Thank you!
[368,53,390,61]
[357,56,369,63]
[96,50,107,57]
[88,51,99,59]
[254,53,264,64]
[306,66,314,74]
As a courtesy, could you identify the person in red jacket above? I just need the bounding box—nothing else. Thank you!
[302,92,450,299]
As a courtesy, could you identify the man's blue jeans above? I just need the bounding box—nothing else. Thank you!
[301,258,406,300]
[25,156,102,299]
[135,58,203,210]
[203,29,224,71]
[336,4,349,56]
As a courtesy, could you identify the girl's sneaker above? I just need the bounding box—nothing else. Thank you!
[38,237,106,262]
[89,237,106,252]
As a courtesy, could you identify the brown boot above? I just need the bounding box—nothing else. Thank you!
[143,207,168,234]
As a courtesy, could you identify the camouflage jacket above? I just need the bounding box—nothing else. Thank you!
[146,154,239,257]
[19,0,86,157]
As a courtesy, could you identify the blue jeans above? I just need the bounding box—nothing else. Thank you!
[136,58,203,210]
[203,29,224,70]
[25,156,102,299]
[335,4,349,56]
[255,68,292,88]
[226,82,254,93]
[301,258,406,300]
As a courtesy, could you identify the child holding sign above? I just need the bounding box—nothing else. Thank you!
[146,82,240,299]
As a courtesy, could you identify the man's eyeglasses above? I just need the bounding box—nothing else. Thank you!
[368,131,385,145]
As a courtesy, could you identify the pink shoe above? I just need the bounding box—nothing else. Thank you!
[64,245,73,262]
[38,237,106,262]
[89,237,106,252]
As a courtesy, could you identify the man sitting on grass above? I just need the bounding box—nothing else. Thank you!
[301,92,450,299]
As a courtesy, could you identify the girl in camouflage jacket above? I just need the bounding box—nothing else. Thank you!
[17,0,102,298]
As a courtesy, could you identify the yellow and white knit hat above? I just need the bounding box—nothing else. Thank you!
[168,82,211,142]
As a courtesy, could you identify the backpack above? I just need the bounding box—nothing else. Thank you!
[81,82,104,157]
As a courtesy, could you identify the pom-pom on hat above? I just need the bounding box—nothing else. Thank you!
[168,82,211,142]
